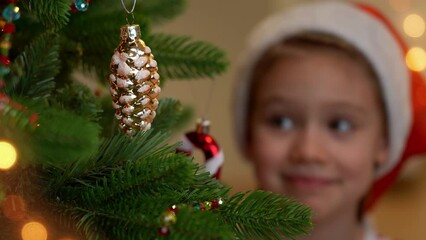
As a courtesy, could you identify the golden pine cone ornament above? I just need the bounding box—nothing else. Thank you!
[109,24,161,136]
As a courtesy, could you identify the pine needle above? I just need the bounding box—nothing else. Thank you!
[219,191,313,240]
[6,32,60,98]
[19,0,71,30]
[152,98,193,133]
[146,33,229,80]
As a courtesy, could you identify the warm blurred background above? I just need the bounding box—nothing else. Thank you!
[158,1,426,239]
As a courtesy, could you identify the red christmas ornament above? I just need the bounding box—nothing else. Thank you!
[158,226,170,237]
[168,204,178,213]
[70,4,78,13]
[0,55,10,66]
[211,199,219,210]
[2,23,14,33]
[0,92,39,127]
[177,118,224,179]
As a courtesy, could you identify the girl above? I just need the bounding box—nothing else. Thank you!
[234,2,426,240]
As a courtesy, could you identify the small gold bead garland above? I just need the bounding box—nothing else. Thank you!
[158,198,224,237]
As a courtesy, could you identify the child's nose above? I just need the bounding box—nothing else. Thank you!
[289,126,327,164]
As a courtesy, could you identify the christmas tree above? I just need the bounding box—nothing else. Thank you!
[0,0,313,239]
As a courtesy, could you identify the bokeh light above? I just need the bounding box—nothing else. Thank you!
[403,14,425,38]
[0,141,17,170]
[21,222,48,240]
[406,47,426,72]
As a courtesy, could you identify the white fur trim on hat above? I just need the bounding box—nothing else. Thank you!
[234,2,412,178]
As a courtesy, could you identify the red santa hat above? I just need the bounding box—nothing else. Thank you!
[234,1,426,210]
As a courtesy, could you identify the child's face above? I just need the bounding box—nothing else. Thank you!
[247,49,388,221]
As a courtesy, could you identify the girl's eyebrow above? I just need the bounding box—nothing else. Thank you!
[257,95,297,105]
[321,102,368,115]
[258,96,368,115]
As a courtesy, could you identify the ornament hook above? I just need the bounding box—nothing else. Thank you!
[120,0,137,24]
[120,0,137,14]
[125,12,135,25]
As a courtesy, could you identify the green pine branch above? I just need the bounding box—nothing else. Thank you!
[29,105,101,167]
[152,98,193,132]
[47,130,173,185]
[50,202,108,240]
[37,131,232,239]
[13,1,226,84]
[50,189,182,239]
[0,101,37,166]
[54,153,197,208]
[50,82,103,122]
[148,33,228,80]
[170,208,234,240]
[1,88,102,169]
[5,32,60,99]
[0,101,37,132]
[219,191,313,240]
[0,126,313,239]
[63,8,151,78]
[18,0,71,30]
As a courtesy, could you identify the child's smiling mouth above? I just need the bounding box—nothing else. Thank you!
[282,174,338,190]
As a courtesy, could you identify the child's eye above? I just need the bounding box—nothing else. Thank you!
[329,119,352,133]
[270,116,294,130]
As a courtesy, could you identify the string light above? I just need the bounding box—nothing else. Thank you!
[21,222,48,240]
[406,47,426,72]
[0,141,17,170]
[403,14,425,38]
